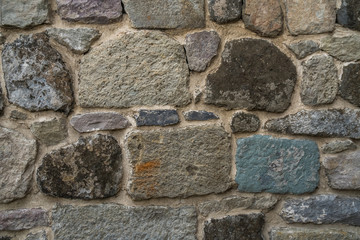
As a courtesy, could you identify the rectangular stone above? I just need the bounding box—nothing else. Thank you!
[0,208,49,231]
[270,228,359,240]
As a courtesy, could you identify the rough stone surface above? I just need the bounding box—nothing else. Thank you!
[340,63,360,107]
[56,0,122,24]
[231,112,260,133]
[9,110,27,120]
[70,112,129,133]
[0,208,49,231]
[0,88,3,114]
[126,126,232,200]
[185,31,220,72]
[30,118,68,146]
[321,139,356,154]
[205,38,296,112]
[284,0,336,35]
[79,31,191,108]
[242,0,283,37]
[321,33,360,62]
[194,89,202,103]
[52,204,197,240]
[46,28,101,54]
[135,110,179,127]
[204,213,264,240]
[286,40,320,59]
[0,33,6,45]
[0,0,49,28]
[0,126,37,203]
[236,135,319,194]
[25,231,47,240]
[183,110,219,121]
[123,0,205,29]
[2,33,73,113]
[337,0,360,31]
[270,228,359,240]
[37,134,122,199]
[0,237,11,240]
[265,109,360,139]
[208,0,242,24]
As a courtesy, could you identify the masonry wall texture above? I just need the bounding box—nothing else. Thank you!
[1,0,360,239]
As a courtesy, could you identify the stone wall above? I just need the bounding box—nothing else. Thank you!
[0,0,360,239]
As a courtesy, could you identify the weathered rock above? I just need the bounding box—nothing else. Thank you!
[281,195,360,226]
[135,110,179,127]
[0,88,3,114]
[0,126,37,203]
[321,139,356,154]
[52,204,197,240]
[185,31,220,72]
[56,0,122,24]
[286,40,320,59]
[337,0,360,31]
[0,236,11,240]
[284,0,336,35]
[30,118,68,146]
[183,110,219,121]
[0,33,6,45]
[321,33,360,62]
[70,112,129,133]
[340,63,360,107]
[0,0,49,28]
[231,112,260,133]
[126,126,232,200]
[0,208,49,231]
[2,33,73,113]
[37,134,122,199]
[265,109,360,139]
[204,213,264,240]
[242,0,283,37]
[46,28,101,54]
[123,0,205,29]
[25,231,47,240]
[9,110,27,120]
[208,0,242,24]
[270,228,359,240]
[79,31,191,108]
[194,89,202,103]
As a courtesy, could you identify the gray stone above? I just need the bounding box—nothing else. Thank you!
[321,33,360,62]
[123,0,205,29]
[265,109,360,139]
[9,110,27,120]
[126,126,232,200]
[56,0,122,24]
[183,110,219,121]
[30,118,68,146]
[2,33,73,113]
[340,63,360,107]
[321,139,356,154]
[280,195,360,226]
[70,112,129,133]
[25,231,47,240]
[194,89,202,103]
[46,28,101,54]
[205,38,296,112]
[52,204,197,240]
[0,0,49,29]
[185,31,220,72]
[231,112,260,133]
[0,208,49,231]
[0,237,11,240]
[208,0,242,24]
[0,33,6,45]
[135,110,179,127]
[270,228,359,240]
[286,40,320,59]
[0,88,3,115]
[79,31,191,108]
[0,126,37,203]
[337,0,360,31]
[37,134,122,199]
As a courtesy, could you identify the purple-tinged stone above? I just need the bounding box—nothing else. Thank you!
[0,208,49,231]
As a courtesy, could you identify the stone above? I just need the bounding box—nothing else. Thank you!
[0,237,11,240]
[231,112,260,133]
[321,33,360,62]
[208,0,242,24]
[284,0,336,35]
[135,110,179,127]
[242,0,283,37]
[205,38,296,112]
[340,63,360,107]
[301,54,338,106]
[270,228,359,240]
[70,112,129,133]
[52,204,197,240]
[286,40,320,59]
[183,110,219,121]
[0,0,49,28]
[265,109,360,138]
[0,33,6,45]
[46,28,101,54]
[2,33,73,113]
[337,0,360,31]
[321,139,356,154]
[0,208,49,231]
[37,134,122,199]
[0,126,37,203]
[280,195,360,226]
[0,88,3,114]
[25,231,47,240]
[79,31,191,108]
[185,31,220,72]
[123,0,205,29]
[10,110,27,120]
[56,0,122,24]
[30,118,68,146]
[236,135,320,194]
[204,213,264,240]
[194,89,202,103]
[126,126,232,200]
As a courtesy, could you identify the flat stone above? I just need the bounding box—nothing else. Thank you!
[70,112,129,133]
[25,231,47,240]
[280,195,360,226]
[286,40,320,59]
[37,134,122,199]
[321,33,360,62]
[0,208,49,231]
[265,109,360,139]
[321,139,356,154]
[135,110,179,127]
[340,63,360,107]
[231,112,260,133]
[0,126,37,203]
[284,0,336,35]
[270,228,359,240]
[0,237,11,240]
[0,33,6,45]
[2,33,73,113]
[123,0,205,29]
[46,28,101,54]
[52,204,197,240]
[0,0,49,28]
[79,31,191,108]
[205,38,296,112]
[337,0,360,31]
[126,126,232,200]
[30,118,68,146]
[204,213,264,240]
[56,0,122,24]
[242,0,283,37]
[208,0,242,24]
[185,31,220,72]
[183,110,219,121]
[10,110,27,120]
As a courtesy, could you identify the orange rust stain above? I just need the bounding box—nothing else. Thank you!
[135,160,160,174]
[147,16,151,20]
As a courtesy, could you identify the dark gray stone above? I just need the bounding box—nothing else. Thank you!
[321,139,356,154]
[135,110,179,126]
[70,112,129,132]
[0,88,3,115]
[0,33,6,45]
[337,0,360,31]
[270,228,360,240]
[9,110,27,120]
[340,63,360,107]
[183,110,219,121]
[30,118,68,146]
[231,112,260,133]
[0,237,11,240]
[208,0,242,24]
[321,33,360,62]
[25,231,47,240]
[0,208,49,231]
[286,40,320,59]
